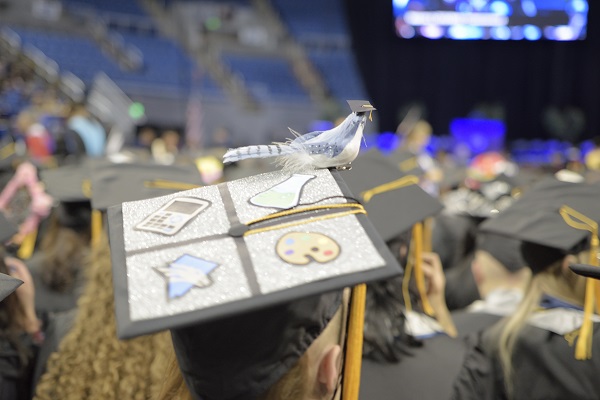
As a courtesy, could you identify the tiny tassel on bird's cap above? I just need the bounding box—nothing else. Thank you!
[559,204,599,360]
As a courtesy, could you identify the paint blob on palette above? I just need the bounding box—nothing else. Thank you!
[276,232,340,265]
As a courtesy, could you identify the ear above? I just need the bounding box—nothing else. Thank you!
[471,256,483,285]
[317,344,342,395]
[562,254,578,276]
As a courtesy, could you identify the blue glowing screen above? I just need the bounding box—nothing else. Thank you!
[393,0,588,41]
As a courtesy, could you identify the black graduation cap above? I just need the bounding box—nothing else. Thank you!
[347,100,376,114]
[107,167,402,399]
[476,232,525,273]
[386,149,424,176]
[570,264,600,280]
[91,162,204,212]
[479,177,600,273]
[40,160,99,230]
[0,211,18,243]
[39,160,98,203]
[341,149,443,242]
[0,272,22,302]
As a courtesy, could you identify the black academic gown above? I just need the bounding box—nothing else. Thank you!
[360,334,494,400]
[453,311,502,338]
[482,322,600,400]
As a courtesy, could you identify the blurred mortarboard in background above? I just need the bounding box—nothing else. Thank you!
[91,162,204,212]
[386,149,424,176]
[0,272,22,302]
[0,211,18,243]
[108,167,402,399]
[40,161,98,230]
[479,177,600,273]
[40,159,99,203]
[341,149,443,242]
[476,231,525,273]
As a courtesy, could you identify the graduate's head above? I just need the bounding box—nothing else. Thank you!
[163,289,350,400]
[472,232,530,297]
[107,168,403,400]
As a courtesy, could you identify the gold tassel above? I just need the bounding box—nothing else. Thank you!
[342,284,367,400]
[17,229,37,260]
[423,217,433,253]
[360,175,419,203]
[413,222,434,316]
[144,180,201,191]
[91,210,103,248]
[577,278,595,360]
[559,205,598,360]
[402,240,414,312]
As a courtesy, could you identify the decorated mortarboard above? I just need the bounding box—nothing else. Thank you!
[90,162,204,212]
[0,272,22,302]
[108,167,402,399]
[0,211,18,243]
[341,149,443,242]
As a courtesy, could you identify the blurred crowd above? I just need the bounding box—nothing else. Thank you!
[3,47,600,400]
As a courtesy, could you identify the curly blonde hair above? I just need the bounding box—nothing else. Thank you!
[34,232,171,400]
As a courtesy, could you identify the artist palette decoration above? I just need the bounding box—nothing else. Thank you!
[109,168,400,339]
[276,232,340,265]
[249,173,315,209]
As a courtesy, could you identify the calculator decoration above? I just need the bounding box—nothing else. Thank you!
[135,197,211,236]
[108,168,400,339]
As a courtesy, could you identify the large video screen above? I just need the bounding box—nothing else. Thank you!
[393,0,588,41]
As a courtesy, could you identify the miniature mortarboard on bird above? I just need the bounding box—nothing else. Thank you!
[223,100,376,171]
[107,167,402,399]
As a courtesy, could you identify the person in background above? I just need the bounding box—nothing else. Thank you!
[33,235,171,400]
[396,119,444,197]
[451,232,530,338]
[473,178,600,399]
[1,249,43,400]
[66,104,106,157]
[27,201,91,315]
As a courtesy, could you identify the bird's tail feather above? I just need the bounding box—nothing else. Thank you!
[223,144,295,164]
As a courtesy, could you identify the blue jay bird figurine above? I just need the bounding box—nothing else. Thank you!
[223,100,376,171]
